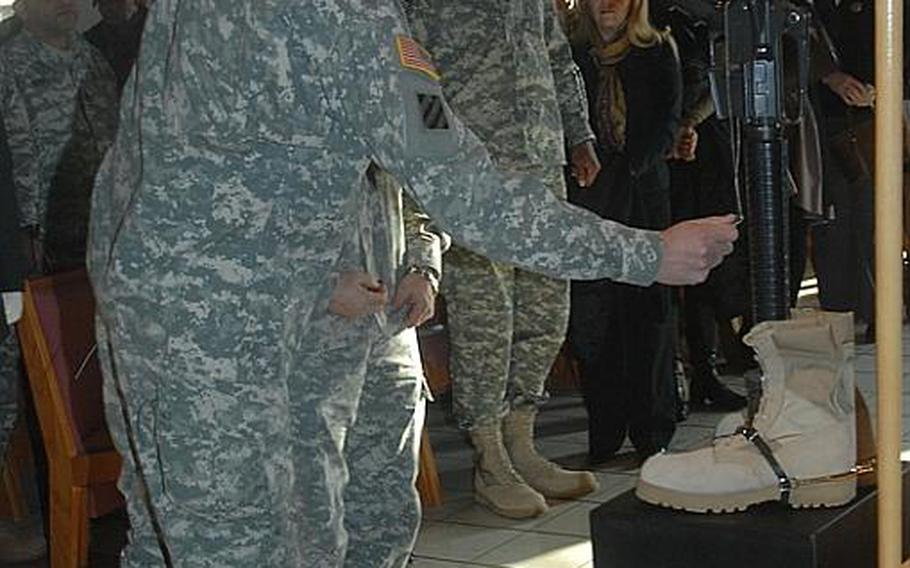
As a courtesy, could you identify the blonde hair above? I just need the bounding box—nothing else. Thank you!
[571,0,669,50]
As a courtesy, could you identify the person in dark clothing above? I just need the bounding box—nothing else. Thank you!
[0,113,25,341]
[811,0,910,339]
[84,0,147,89]
[566,0,683,461]
[651,0,748,412]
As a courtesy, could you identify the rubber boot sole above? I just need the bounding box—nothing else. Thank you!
[635,476,856,514]
[530,478,599,500]
[474,489,548,519]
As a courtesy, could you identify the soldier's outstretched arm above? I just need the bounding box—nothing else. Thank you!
[370,65,736,286]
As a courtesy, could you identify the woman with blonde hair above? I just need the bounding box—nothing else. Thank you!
[566,0,684,461]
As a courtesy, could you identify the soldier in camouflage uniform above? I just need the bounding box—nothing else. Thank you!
[88,1,737,566]
[0,0,119,274]
[404,0,604,517]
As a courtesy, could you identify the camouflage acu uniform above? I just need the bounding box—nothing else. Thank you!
[405,0,595,429]
[0,28,117,454]
[0,29,119,272]
[89,2,661,566]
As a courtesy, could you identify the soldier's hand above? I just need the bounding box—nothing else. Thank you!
[329,271,388,319]
[655,215,738,286]
[393,273,436,328]
[570,140,601,188]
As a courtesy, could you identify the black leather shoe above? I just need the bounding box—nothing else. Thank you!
[587,424,627,465]
[689,369,747,412]
[629,420,674,460]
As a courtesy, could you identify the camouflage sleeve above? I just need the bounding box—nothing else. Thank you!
[683,92,715,129]
[544,0,595,150]
[372,68,662,285]
[401,190,449,278]
[400,0,428,43]
[395,132,662,285]
[0,58,38,230]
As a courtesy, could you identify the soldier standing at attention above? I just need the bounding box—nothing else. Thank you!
[404,0,603,518]
[88,2,738,566]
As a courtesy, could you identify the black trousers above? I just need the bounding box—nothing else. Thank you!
[811,119,875,324]
[569,278,677,458]
[568,174,677,458]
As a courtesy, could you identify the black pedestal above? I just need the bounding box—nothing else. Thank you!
[591,467,910,568]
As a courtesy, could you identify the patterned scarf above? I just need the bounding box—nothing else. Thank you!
[592,33,631,152]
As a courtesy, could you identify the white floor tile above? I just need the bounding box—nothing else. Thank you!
[443,500,553,531]
[413,521,522,562]
[577,473,636,504]
[473,533,593,567]
[421,494,476,522]
[532,501,601,537]
[409,557,490,568]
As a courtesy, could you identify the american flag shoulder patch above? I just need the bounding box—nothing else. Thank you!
[396,35,440,81]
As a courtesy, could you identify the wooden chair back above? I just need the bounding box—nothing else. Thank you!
[18,269,123,567]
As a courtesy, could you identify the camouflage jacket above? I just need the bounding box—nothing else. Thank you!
[404,0,594,168]
[89,1,661,334]
[0,30,118,268]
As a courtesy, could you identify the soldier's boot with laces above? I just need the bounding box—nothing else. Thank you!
[637,311,857,512]
[503,408,599,499]
[470,424,548,519]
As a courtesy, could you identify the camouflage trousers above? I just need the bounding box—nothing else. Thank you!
[442,166,569,430]
[99,290,425,568]
[0,332,18,454]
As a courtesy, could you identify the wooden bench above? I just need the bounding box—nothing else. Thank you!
[17,270,123,567]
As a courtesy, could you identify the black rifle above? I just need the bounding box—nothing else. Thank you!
[710,0,811,323]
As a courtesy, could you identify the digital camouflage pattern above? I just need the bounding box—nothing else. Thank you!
[405,0,587,428]
[89,1,663,566]
[405,0,595,168]
[0,337,16,453]
[444,168,571,429]
[0,29,118,271]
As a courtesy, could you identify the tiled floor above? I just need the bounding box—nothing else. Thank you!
[411,328,907,568]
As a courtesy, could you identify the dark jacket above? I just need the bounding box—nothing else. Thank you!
[814,0,910,125]
[84,7,148,90]
[568,39,682,228]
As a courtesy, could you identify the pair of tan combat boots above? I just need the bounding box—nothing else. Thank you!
[470,408,600,518]
[638,310,873,513]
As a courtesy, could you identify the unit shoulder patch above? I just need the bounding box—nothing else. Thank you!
[395,35,440,81]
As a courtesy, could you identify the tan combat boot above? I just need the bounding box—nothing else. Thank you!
[714,311,876,485]
[637,311,857,512]
[502,408,599,499]
[470,424,549,518]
